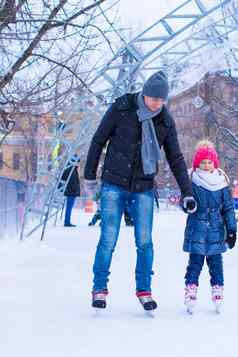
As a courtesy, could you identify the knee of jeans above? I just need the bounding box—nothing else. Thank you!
[99,229,118,251]
[99,239,117,251]
[136,234,153,249]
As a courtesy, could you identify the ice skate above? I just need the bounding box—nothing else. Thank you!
[185,284,197,314]
[212,285,223,314]
[137,292,157,316]
[92,292,107,310]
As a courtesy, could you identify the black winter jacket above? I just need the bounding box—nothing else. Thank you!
[62,167,81,197]
[84,93,192,196]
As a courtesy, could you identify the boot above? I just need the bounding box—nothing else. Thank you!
[92,291,107,309]
[211,285,223,313]
[64,223,76,227]
[184,284,197,314]
[137,292,157,311]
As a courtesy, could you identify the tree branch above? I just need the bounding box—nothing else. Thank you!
[0,0,68,91]
[0,0,27,33]
[32,53,96,97]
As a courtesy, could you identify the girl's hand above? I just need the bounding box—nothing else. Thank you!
[182,196,197,214]
[226,231,237,249]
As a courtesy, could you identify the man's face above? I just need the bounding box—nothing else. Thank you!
[144,95,165,112]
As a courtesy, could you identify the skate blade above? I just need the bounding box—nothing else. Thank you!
[145,310,156,318]
[94,307,106,316]
[212,297,222,313]
[186,305,195,315]
[214,303,222,314]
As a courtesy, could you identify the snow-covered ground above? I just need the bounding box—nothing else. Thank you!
[1,208,237,357]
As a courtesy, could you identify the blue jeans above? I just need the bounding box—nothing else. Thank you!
[93,183,154,293]
[185,253,224,286]
[64,196,76,225]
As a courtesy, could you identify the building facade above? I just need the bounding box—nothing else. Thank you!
[163,72,238,190]
[1,73,238,191]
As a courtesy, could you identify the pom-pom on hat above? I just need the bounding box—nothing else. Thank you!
[192,146,219,169]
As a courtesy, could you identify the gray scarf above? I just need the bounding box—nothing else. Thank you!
[137,93,162,175]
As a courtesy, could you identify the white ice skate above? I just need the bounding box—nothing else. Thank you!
[212,285,223,314]
[184,284,197,315]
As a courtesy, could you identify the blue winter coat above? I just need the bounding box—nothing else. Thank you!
[183,183,237,255]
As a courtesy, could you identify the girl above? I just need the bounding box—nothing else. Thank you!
[183,140,237,313]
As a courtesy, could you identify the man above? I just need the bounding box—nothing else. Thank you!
[84,71,196,311]
[62,156,80,227]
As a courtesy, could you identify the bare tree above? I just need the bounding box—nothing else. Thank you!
[0,1,120,120]
[0,0,124,155]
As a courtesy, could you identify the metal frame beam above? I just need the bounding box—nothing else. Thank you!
[90,0,237,100]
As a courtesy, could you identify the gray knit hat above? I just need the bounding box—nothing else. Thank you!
[142,71,169,99]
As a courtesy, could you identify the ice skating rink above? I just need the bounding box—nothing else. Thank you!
[0,208,237,357]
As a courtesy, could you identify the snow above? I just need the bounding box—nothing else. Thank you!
[0,208,237,357]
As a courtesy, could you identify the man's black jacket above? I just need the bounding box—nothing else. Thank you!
[84,93,192,196]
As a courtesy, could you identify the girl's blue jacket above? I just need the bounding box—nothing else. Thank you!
[183,183,237,255]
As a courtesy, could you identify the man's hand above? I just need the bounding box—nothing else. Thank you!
[84,180,98,199]
[182,196,197,214]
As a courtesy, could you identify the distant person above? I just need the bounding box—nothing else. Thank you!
[88,194,133,227]
[88,191,101,226]
[183,140,237,314]
[153,180,160,210]
[61,156,80,227]
[154,190,159,210]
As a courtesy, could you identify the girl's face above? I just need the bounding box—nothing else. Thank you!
[199,159,214,172]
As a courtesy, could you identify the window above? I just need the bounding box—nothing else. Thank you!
[13,153,20,170]
[0,152,3,170]
[32,121,38,132]
[48,153,52,171]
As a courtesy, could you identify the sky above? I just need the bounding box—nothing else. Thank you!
[99,0,238,93]
[118,0,185,32]
[116,0,233,39]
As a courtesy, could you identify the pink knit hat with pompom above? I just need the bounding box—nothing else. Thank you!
[192,146,219,169]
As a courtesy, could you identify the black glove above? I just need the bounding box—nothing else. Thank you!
[182,196,197,214]
[225,231,237,249]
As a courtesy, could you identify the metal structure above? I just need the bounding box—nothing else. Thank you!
[20,122,82,241]
[20,95,104,240]
[19,0,238,240]
[90,0,238,99]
